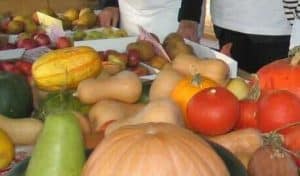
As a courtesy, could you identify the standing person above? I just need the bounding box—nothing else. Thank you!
[98,0,204,42]
[210,0,293,73]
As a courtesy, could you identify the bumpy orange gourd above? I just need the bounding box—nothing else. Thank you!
[171,73,218,120]
[32,46,102,91]
[257,50,300,98]
[82,122,229,176]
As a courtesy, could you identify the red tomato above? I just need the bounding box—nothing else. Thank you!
[186,87,240,136]
[257,90,300,132]
[15,60,32,76]
[280,125,300,167]
[234,99,258,129]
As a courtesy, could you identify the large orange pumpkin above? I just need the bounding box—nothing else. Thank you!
[257,51,300,98]
[171,73,218,122]
[82,122,229,176]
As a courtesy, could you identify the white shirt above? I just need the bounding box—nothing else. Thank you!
[211,0,292,35]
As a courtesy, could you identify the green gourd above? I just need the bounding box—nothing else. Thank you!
[25,112,85,176]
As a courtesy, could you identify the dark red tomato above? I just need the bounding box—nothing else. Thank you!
[15,60,32,76]
[186,87,240,136]
[234,99,258,129]
[257,90,300,132]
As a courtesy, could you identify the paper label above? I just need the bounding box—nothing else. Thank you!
[23,46,52,61]
[290,17,300,49]
[36,12,65,42]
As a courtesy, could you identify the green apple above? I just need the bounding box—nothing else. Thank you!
[226,77,250,100]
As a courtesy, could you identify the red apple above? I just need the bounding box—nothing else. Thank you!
[129,65,149,76]
[127,49,141,67]
[33,33,51,46]
[55,36,72,49]
[17,38,39,50]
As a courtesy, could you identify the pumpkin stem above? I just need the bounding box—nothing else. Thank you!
[191,73,202,86]
[246,74,261,101]
[273,121,300,133]
[289,46,300,66]
[262,122,300,159]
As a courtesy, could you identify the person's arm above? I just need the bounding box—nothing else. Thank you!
[177,0,203,42]
[98,0,120,27]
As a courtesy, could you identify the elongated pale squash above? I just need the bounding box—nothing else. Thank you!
[32,46,102,91]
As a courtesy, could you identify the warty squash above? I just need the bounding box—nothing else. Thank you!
[257,47,300,98]
[82,122,230,176]
[32,46,102,91]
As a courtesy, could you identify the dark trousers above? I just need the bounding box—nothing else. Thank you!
[214,25,290,73]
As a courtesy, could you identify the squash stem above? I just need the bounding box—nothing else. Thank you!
[191,73,202,86]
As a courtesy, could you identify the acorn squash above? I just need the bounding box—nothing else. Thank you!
[0,72,33,118]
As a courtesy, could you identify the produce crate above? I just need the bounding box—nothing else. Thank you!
[74,36,238,78]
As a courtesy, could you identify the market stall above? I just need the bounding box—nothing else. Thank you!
[0,4,299,176]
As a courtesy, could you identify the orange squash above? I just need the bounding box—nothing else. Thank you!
[32,46,102,91]
[257,50,300,98]
[82,122,229,176]
[171,73,218,122]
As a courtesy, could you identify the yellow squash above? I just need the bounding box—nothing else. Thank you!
[32,46,102,91]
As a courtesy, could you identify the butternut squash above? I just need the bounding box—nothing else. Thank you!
[149,66,183,101]
[208,128,263,167]
[105,98,184,135]
[171,54,230,85]
[0,114,43,145]
[88,99,145,132]
[76,70,142,104]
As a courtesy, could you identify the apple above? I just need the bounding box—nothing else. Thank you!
[129,65,149,76]
[55,36,72,49]
[17,38,39,50]
[127,49,141,67]
[33,33,51,46]
[226,77,250,100]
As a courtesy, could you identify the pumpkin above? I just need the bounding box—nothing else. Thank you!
[0,72,33,118]
[32,46,102,91]
[257,49,300,98]
[171,73,218,121]
[83,122,230,176]
[247,145,298,176]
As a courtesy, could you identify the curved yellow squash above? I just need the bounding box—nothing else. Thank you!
[32,46,102,91]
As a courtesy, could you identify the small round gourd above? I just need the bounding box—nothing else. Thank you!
[83,122,229,176]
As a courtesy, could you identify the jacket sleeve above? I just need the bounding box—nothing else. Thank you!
[102,0,119,7]
[178,0,203,22]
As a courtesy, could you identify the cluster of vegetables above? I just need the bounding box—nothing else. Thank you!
[0,32,300,176]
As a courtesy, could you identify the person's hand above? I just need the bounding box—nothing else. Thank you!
[177,20,199,42]
[220,43,232,57]
[98,7,120,27]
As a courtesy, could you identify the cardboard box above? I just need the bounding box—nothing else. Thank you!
[74,36,238,78]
